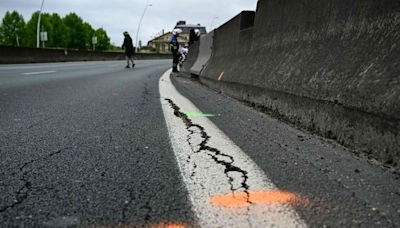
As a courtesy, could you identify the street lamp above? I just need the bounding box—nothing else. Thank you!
[135,0,152,53]
[36,0,45,48]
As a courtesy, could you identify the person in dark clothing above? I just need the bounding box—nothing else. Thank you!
[188,29,196,46]
[122,31,135,68]
[188,29,201,46]
[170,29,182,73]
[195,29,201,40]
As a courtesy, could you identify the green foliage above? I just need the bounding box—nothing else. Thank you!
[0,11,25,46]
[38,12,53,47]
[63,13,87,49]
[24,11,39,47]
[95,28,111,51]
[0,10,113,50]
[108,44,123,52]
[50,13,67,48]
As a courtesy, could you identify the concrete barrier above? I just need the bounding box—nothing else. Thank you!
[201,11,255,81]
[201,1,400,168]
[190,31,214,76]
[180,41,200,74]
[0,46,170,64]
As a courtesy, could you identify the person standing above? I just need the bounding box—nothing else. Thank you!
[170,29,182,73]
[188,29,196,46]
[122,31,135,68]
[195,29,201,41]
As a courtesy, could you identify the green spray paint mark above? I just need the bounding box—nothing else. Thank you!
[185,112,215,117]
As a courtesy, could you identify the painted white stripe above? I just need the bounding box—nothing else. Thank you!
[159,69,307,228]
[0,61,122,70]
[23,71,56,75]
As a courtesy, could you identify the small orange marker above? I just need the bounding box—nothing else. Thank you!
[209,191,298,207]
[149,223,190,228]
[218,71,224,81]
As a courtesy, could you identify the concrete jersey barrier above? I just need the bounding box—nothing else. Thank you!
[200,1,400,169]
[180,41,200,74]
[190,31,214,76]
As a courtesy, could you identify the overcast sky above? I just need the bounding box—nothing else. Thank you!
[0,0,257,46]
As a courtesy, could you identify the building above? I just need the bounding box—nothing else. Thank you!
[174,20,207,41]
[146,21,207,54]
[147,31,187,54]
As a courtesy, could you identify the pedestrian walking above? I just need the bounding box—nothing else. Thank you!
[122,31,135,68]
[170,29,182,73]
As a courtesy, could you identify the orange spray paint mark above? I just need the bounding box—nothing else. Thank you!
[90,223,190,228]
[218,72,224,81]
[149,223,190,228]
[209,191,298,207]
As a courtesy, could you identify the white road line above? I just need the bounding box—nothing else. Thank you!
[22,71,57,75]
[0,62,119,70]
[159,69,307,228]
[1,63,84,70]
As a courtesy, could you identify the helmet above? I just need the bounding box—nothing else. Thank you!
[123,31,129,36]
[173,28,183,35]
[195,29,200,36]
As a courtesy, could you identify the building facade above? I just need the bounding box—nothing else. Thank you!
[146,21,207,54]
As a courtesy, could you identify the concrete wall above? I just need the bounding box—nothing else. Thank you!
[191,31,214,76]
[180,41,200,74]
[200,1,400,168]
[0,46,170,64]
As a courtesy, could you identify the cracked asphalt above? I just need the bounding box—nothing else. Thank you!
[0,60,195,227]
[0,60,399,227]
[170,75,400,227]
[165,98,251,199]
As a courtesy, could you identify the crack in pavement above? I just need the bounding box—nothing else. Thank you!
[121,105,147,221]
[140,82,151,106]
[121,187,159,225]
[186,125,200,180]
[142,197,153,223]
[165,98,252,204]
[121,186,135,222]
[121,82,158,223]
[0,147,72,214]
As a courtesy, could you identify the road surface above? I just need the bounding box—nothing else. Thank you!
[0,60,399,227]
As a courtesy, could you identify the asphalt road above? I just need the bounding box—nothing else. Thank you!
[0,60,195,227]
[0,60,399,227]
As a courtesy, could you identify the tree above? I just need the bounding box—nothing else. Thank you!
[94,28,111,51]
[49,13,67,48]
[24,11,39,47]
[1,10,113,50]
[25,12,61,48]
[83,22,94,50]
[0,11,26,46]
[37,12,53,47]
[63,13,88,50]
